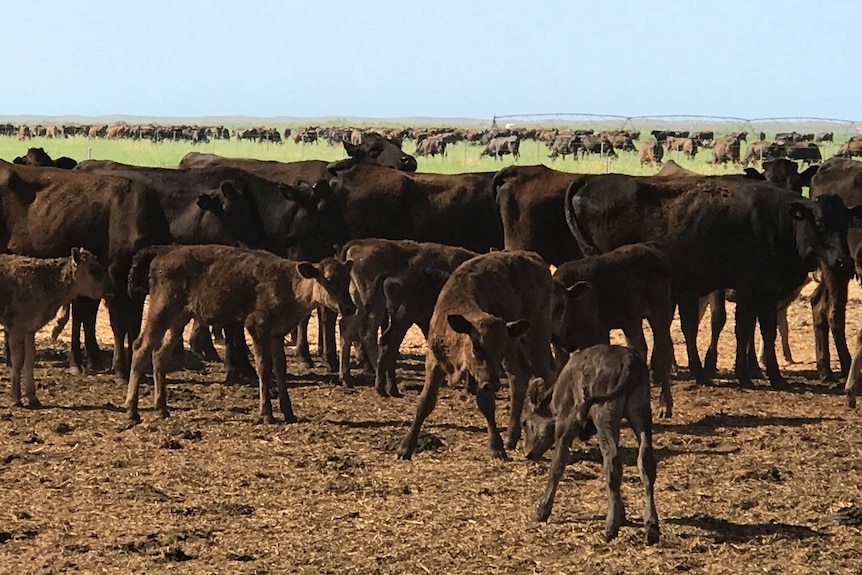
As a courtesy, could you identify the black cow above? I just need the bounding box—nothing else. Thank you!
[564,172,862,388]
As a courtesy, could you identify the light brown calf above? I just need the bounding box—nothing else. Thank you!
[125,245,355,424]
[523,345,659,545]
[397,251,556,460]
[0,249,110,407]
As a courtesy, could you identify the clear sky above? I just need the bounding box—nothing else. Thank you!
[2,0,859,121]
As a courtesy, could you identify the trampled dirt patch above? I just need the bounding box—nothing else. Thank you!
[1,282,862,574]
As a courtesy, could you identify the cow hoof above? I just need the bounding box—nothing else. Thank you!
[820,370,837,383]
[13,400,23,408]
[283,414,299,424]
[125,415,141,428]
[738,378,754,389]
[492,449,510,461]
[533,508,551,523]
[340,377,355,389]
[604,528,620,543]
[645,523,660,545]
[846,394,857,409]
[67,365,83,376]
[374,385,389,398]
[658,406,672,419]
[396,450,413,461]
[157,409,170,419]
[768,377,789,389]
[26,398,42,409]
[387,386,402,399]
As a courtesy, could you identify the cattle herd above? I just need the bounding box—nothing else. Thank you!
[3,126,862,546]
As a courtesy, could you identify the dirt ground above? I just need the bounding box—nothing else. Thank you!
[1,280,862,575]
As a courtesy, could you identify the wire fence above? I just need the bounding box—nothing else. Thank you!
[490,113,862,137]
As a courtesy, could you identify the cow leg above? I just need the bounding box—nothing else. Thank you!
[629,402,660,545]
[703,291,726,377]
[189,320,220,362]
[126,307,178,424]
[320,307,339,373]
[647,311,674,419]
[294,315,314,369]
[757,299,787,388]
[595,409,625,542]
[397,359,446,460]
[68,297,98,374]
[825,269,852,378]
[533,414,580,523]
[223,324,256,383]
[106,298,132,384]
[271,336,297,423]
[777,306,794,364]
[22,332,39,408]
[375,313,410,398]
[678,295,708,384]
[475,378,508,460]
[503,350,532,452]
[250,330,276,424]
[152,323,185,419]
[733,295,757,388]
[844,328,862,408]
[338,313,360,388]
[8,331,25,407]
[811,279,836,381]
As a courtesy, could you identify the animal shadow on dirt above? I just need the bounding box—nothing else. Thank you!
[655,413,834,437]
[667,514,828,544]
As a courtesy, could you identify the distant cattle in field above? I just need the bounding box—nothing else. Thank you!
[783,141,822,165]
[579,135,616,157]
[480,135,520,159]
[651,130,688,143]
[710,133,744,164]
[638,139,663,166]
[836,139,862,159]
[816,132,834,142]
[666,136,697,159]
[12,147,77,169]
[415,135,447,157]
[690,131,714,146]
[547,135,579,160]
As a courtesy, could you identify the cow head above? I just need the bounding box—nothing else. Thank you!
[69,247,113,300]
[341,133,417,172]
[196,181,270,250]
[279,179,350,261]
[791,194,862,271]
[447,313,530,393]
[550,279,595,352]
[761,159,819,194]
[297,257,356,316]
[522,377,555,460]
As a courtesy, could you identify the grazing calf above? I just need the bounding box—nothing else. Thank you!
[552,243,674,418]
[0,249,110,407]
[367,267,451,397]
[523,345,659,545]
[125,245,356,425]
[337,239,477,389]
[397,251,556,460]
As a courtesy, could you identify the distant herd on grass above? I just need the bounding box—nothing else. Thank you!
[3,122,861,166]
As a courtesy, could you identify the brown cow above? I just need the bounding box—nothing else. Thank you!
[523,345,659,545]
[710,133,743,164]
[0,249,111,407]
[124,245,356,425]
[836,139,862,159]
[397,251,556,460]
[552,243,674,418]
[666,136,697,159]
[336,239,477,392]
[638,139,664,166]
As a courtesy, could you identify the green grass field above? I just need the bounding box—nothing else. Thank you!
[0,131,845,177]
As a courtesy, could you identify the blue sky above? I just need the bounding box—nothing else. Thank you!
[2,1,859,120]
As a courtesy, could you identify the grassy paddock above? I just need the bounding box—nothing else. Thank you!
[0,133,845,176]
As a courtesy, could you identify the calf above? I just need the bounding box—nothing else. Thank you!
[552,243,674,418]
[0,249,110,407]
[125,245,356,425]
[368,267,451,397]
[638,139,664,166]
[337,239,477,390]
[523,345,659,545]
[397,251,556,460]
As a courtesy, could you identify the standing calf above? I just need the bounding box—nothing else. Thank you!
[397,251,556,460]
[125,245,355,424]
[0,249,110,407]
[523,345,660,545]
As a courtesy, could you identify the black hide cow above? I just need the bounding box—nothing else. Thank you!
[564,172,862,388]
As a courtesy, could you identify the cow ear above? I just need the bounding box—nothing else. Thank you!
[297,262,319,279]
[789,201,813,222]
[743,168,764,180]
[279,184,297,202]
[343,140,361,158]
[196,193,223,213]
[566,280,592,299]
[447,314,474,335]
[506,319,531,338]
[848,205,862,228]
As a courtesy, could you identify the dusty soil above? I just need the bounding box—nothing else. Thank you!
[1,281,862,575]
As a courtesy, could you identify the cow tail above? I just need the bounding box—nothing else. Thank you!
[576,357,636,425]
[365,271,390,341]
[127,245,175,299]
[564,177,601,256]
